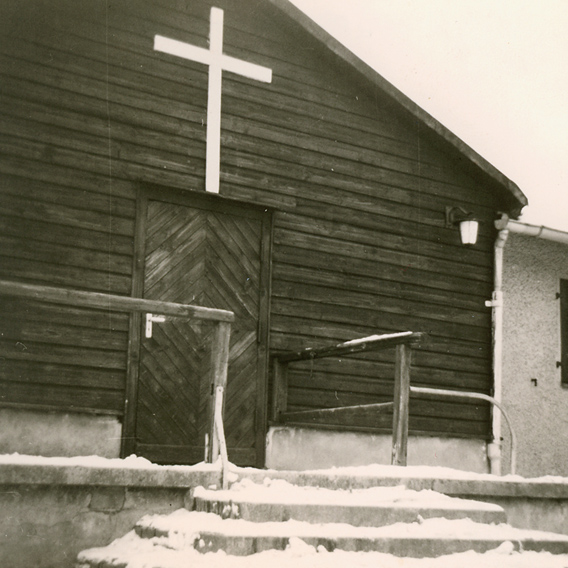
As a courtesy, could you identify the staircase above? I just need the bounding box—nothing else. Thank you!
[76,474,568,567]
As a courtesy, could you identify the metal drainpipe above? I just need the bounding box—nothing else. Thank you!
[485,215,510,475]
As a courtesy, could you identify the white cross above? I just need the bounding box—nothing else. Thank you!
[154,7,273,194]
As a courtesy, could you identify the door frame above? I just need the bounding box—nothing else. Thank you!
[121,184,273,467]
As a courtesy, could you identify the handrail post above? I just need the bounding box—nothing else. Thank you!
[271,357,288,421]
[392,343,411,466]
[207,321,231,463]
[213,386,230,489]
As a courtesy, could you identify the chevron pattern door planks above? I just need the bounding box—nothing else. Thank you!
[132,193,270,466]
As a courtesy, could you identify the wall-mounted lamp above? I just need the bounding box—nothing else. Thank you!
[445,206,479,246]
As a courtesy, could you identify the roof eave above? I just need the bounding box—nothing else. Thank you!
[269,0,529,214]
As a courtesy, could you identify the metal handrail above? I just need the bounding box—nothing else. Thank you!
[410,385,517,475]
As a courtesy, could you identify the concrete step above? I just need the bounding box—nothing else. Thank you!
[232,463,568,497]
[75,471,568,566]
[193,478,507,526]
[76,508,568,566]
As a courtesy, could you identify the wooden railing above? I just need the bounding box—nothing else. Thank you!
[0,280,234,468]
[271,331,425,466]
[273,330,517,474]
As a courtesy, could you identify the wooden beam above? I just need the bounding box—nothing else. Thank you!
[255,210,274,466]
[281,401,394,422]
[0,401,122,416]
[275,331,424,363]
[0,280,235,322]
[391,344,411,466]
[271,357,289,421]
[207,321,231,463]
[122,191,148,457]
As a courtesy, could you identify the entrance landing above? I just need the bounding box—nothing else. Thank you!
[2,455,568,567]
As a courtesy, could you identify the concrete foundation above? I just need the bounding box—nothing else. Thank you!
[0,459,220,568]
[265,426,489,473]
[0,409,122,458]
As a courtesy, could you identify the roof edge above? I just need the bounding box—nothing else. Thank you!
[269,0,529,212]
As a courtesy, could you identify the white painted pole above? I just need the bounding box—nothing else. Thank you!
[214,386,230,489]
[205,8,224,194]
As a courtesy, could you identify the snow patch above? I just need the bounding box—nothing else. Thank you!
[0,452,220,471]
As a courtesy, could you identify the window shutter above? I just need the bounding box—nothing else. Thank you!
[560,279,568,387]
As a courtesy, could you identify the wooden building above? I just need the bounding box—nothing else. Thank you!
[0,0,527,468]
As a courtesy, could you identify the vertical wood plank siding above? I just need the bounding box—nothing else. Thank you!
[0,0,506,435]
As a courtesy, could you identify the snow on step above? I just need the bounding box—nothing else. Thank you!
[193,478,507,525]
[76,531,568,568]
[77,508,568,566]
[135,509,568,556]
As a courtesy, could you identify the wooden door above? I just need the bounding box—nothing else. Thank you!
[125,187,271,467]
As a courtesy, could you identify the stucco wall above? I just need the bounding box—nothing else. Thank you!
[501,233,568,477]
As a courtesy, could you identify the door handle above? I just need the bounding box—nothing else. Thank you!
[145,313,166,338]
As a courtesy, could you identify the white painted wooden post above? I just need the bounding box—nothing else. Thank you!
[213,385,230,489]
[207,321,231,463]
[154,7,272,194]
[206,7,224,195]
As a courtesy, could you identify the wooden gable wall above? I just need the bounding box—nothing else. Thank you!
[0,0,511,440]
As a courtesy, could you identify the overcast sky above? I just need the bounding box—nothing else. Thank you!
[290,0,568,232]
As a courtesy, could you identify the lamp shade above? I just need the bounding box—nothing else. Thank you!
[459,219,479,245]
